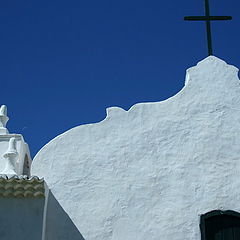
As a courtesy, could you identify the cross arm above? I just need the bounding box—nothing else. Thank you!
[184,16,232,21]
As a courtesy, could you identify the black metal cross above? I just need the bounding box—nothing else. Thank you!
[184,0,232,56]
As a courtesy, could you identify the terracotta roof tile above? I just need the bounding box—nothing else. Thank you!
[0,175,45,198]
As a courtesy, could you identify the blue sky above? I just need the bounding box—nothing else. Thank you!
[0,0,239,156]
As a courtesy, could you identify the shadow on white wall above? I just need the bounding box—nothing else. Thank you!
[43,190,85,240]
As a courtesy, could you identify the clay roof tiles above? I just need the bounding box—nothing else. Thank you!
[0,175,45,198]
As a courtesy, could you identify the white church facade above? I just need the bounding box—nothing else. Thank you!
[1,56,240,239]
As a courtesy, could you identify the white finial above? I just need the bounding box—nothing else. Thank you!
[2,138,18,175]
[0,105,7,116]
[3,138,18,158]
[0,105,9,134]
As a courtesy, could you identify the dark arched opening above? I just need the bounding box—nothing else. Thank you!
[23,154,30,176]
[200,210,240,240]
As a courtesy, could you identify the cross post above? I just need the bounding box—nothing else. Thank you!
[184,0,232,56]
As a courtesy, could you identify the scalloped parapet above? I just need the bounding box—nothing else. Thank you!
[32,56,240,240]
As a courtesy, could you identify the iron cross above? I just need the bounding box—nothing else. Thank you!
[184,0,232,56]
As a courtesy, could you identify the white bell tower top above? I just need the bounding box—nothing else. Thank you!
[0,105,32,176]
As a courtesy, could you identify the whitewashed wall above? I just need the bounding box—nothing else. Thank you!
[32,56,240,240]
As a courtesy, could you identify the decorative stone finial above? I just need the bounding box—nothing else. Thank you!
[0,105,9,134]
[2,138,18,175]
[0,105,7,116]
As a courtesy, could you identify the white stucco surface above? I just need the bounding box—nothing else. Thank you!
[32,56,240,240]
